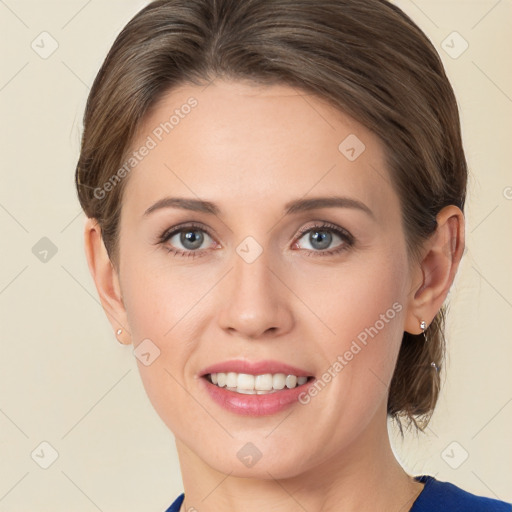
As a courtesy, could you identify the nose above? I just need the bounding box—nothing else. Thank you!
[217,245,294,339]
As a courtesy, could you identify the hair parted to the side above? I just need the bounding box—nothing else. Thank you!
[75,0,467,434]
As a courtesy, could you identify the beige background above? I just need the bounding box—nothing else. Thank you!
[0,0,511,510]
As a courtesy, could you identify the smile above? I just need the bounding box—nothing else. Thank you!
[198,359,316,415]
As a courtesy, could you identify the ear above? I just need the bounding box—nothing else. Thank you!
[83,217,131,344]
[404,205,465,334]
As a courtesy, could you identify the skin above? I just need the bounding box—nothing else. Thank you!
[84,79,465,512]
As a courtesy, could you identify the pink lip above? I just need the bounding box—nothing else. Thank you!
[198,359,314,378]
[200,375,316,416]
[197,359,316,417]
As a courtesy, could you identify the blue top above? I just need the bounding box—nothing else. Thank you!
[164,475,511,511]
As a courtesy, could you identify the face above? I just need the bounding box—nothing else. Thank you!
[116,79,416,479]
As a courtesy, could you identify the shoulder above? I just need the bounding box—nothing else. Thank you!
[163,492,184,512]
[163,483,512,512]
[411,475,512,512]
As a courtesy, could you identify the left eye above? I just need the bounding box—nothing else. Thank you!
[295,227,348,252]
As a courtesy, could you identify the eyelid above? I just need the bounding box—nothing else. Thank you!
[158,221,215,243]
[295,221,354,244]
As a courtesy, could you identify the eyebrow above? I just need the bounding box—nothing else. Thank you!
[143,196,374,219]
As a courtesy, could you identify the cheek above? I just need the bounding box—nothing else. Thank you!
[118,245,224,383]
[291,248,408,392]
[119,247,212,340]
[118,253,213,432]
[119,231,409,438]
[296,247,407,335]
[121,236,409,380]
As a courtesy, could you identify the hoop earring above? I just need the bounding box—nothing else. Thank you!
[420,320,439,372]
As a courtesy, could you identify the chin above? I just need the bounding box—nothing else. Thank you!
[195,440,314,480]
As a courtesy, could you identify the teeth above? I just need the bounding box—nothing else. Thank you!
[226,372,238,388]
[217,373,226,387]
[255,374,273,390]
[207,372,309,393]
[273,373,286,390]
[237,373,254,389]
[286,375,297,388]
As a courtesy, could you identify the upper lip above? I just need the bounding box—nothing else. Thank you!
[199,359,314,378]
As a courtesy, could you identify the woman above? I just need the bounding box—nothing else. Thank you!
[75,0,511,510]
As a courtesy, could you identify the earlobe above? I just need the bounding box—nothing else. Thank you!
[83,217,130,342]
[404,205,465,334]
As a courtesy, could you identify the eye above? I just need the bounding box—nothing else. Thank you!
[156,221,354,259]
[294,222,354,256]
[157,223,216,258]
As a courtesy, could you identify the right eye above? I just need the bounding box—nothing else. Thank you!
[158,223,218,258]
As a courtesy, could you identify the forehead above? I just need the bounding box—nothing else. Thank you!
[122,79,397,221]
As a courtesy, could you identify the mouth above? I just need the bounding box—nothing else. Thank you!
[198,360,316,416]
[203,372,314,394]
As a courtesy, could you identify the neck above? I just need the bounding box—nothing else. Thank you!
[174,407,424,512]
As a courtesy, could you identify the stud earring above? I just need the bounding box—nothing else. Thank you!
[115,328,124,344]
[420,320,427,331]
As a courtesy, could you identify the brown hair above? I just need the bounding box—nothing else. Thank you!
[75,0,467,433]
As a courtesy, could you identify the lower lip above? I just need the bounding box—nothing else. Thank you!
[200,376,315,416]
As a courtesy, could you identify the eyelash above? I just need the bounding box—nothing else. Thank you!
[156,221,355,259]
